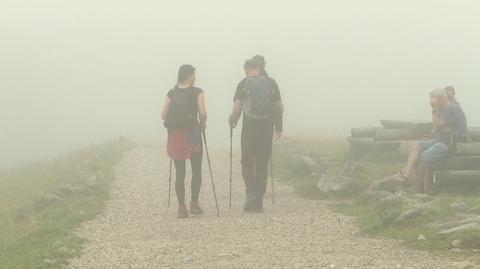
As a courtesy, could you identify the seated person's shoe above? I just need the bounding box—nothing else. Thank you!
[178,204,189,219]
[189,201,204,215]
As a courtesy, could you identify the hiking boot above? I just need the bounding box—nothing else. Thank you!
[252,197,264,213]
[177,204,189,219]
[243,196,256,212]
[189,201,204,215]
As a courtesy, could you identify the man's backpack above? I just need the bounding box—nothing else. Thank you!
[164,88,196,130]
[242,77,274,120]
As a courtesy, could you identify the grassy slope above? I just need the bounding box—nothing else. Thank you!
[0,139,132,269]
[275,136,480,254]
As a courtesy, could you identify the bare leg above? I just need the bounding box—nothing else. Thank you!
[414,165,424,193]
[403,143,421,178]
[423,167,434,194]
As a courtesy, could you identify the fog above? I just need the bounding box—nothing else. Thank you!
[1,0,480,169]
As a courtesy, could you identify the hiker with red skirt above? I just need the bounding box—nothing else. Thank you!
[162,64,207,218]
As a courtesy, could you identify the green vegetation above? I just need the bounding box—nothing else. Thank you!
[275,136,480,254]
[0,138,133,269]
[275,137,348,198]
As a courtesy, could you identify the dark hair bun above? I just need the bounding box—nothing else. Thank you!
[177,64,196,82]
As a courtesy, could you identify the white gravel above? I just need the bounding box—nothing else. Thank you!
[69,147,454,269]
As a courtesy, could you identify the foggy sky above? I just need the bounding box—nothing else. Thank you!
[1,0,480,169]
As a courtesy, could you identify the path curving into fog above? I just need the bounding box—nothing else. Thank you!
[69,147,453,268]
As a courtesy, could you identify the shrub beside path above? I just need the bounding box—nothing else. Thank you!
[69,147,454,268]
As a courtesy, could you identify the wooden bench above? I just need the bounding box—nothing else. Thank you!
[348,120,480,189]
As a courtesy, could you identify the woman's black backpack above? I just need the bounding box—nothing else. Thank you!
[164,88,197,130]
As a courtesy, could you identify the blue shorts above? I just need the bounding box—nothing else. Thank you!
[418,140,449,169]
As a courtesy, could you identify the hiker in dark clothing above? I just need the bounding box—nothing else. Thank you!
[162,64,207,218]
[229,58,284,212]
[252,55,269,77]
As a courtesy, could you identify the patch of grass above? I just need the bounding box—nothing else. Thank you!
[0,138,133,269]
[276,137,480,255]
[274,137,348,198]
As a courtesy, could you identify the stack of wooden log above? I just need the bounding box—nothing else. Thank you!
[349,120,480,187]
[348,120,433,152]
[434,141,480,187]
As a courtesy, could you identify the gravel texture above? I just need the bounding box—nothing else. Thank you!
[69,147,454,268]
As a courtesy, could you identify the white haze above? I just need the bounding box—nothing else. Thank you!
[1,0,480,169]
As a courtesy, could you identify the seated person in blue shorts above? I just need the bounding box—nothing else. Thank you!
[400,88,467,193]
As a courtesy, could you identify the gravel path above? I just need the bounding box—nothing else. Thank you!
[69,147,454,269]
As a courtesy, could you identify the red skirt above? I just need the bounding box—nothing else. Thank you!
[167,129,202,160]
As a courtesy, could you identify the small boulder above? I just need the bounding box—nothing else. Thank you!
[452,239,464,248]
[317,175,360,195]
[292,155,321,176]
[439,223,480,235]
[470,207,480,215]
[418,234,427,241]
[44,194,63,204]
[395,207,424,224]
[52,240,64,248]
[300,156,317,169]
[43,259,56,266]
[378,192,419,211]
[57,246,71,257]
[58,185,75,197]
[342,162,363,178]
[369,176,405,193]
[86,176,99,190]
[376,190,394,201]
[87,176,97,186]
[378,195,405,211]
[451,202,469,212]
[71,186,84,193]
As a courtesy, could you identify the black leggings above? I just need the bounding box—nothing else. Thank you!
[174,152,203,205]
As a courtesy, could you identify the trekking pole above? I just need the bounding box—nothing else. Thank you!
[168,158,172,208]
[271,145,275,207]
[229,127,233,211]
[201,129,221,217]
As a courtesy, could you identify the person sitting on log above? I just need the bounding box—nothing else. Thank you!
[445,85,459,105]
[444,86,469,142]
[398,89,467,193]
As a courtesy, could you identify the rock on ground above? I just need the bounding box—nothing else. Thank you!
[316,174,360,194]
[69,147,454,269]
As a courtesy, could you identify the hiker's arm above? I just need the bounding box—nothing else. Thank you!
[161,97,171,121]
[229,100,242,128]
[432,110,448,129]
[232,100,242,118]
[430,110,440,135]
[274,100,284,139]
[271,79,283,138]
[197,93,207,129]
[230,80,245,128]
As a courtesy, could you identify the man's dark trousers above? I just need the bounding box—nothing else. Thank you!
[241,120,274,204]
